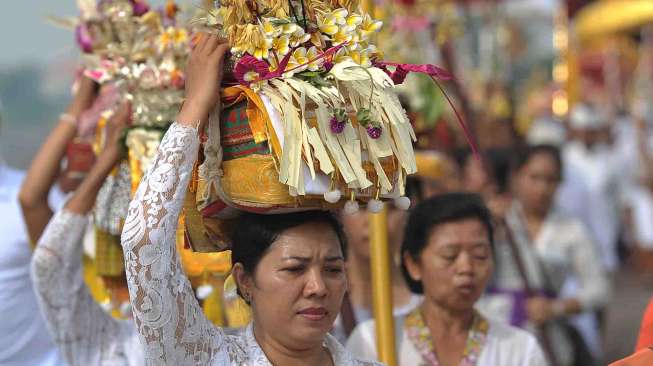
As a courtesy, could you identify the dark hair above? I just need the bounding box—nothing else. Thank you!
[400,192,494,294]
[511,144,563,180]
[230,210,347,276]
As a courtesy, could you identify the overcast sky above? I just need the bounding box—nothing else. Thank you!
[0,0,171,68]
[0,0,557,67]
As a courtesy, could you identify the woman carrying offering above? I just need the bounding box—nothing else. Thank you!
[120,33,380,366]
[346,193,548,366]
[30,102,136,365]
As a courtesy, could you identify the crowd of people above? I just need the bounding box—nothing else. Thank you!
[3,3,653,366]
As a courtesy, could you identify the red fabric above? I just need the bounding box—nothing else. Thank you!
[609,347,653,366]
[636,298,653,352]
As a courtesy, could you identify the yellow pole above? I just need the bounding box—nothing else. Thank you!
[369,205,398,366]
[361,0,397,363]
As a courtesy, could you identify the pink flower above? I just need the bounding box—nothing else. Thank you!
[130,0,150,16]
[76,23,94,53]
[234,55,270,86]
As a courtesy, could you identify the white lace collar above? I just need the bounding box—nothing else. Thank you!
[243,323,356,365]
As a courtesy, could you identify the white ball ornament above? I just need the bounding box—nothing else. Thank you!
[367,199,384,213]
[196,284,215,300]
[324,189,342,203]
[394,196,411,210]
[344,200,360,215]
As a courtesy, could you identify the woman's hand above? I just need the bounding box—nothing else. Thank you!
[526,296,556,326]
[102,102,131,161]
[67,75,100,118]
[176,33,230,128]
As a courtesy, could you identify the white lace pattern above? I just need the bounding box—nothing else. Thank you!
[120,122,382,365]
[31,210,143,365]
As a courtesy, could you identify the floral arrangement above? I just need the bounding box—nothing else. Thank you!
[191,0,457,219]
[50,0,194,273]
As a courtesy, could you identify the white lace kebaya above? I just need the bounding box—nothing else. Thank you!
[120,122,382,365]
[31,210,144,365]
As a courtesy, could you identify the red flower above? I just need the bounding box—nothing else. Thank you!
[233,55,271,86]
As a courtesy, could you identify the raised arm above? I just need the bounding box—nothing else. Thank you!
[19,76,98,244]
[120,34,233,364]
[31,104,129,364]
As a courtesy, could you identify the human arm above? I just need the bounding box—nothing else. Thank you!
[526,221,610,326]
[19,76,98,244]
[120,34,233,364]
[30,103,130,364]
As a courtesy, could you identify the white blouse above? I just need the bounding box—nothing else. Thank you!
[2,165,65,366]
[120,122,381,365]
[346,313,548,366]
[32,209,144,365]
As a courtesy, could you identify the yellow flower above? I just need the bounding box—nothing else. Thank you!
[332,25,355,46]
[332,47,352,64]
[289,27,311,47]
[332,8,349,25]
[261,19,281,38]
[318,8,348,35]
[281,23,300,35]
[271,34,290,56]
[350,48,371,67]
[346,13,363,27]
[285,47,309,76]
[359,14,383,38]
[306,46,324,71]
[347,30,362,51]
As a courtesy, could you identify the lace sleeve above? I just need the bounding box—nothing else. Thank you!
[31,209,124,365]
[121,122,226,364]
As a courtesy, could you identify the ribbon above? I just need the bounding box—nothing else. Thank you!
[233,44,347,86]
[375,61,479,156]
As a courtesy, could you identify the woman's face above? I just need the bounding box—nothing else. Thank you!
[342,209,407,260]
[237,221,347,348]
[514,153,561,215]
[405,219,493,312]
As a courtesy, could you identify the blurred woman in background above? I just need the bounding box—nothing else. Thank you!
[480,144,610,366]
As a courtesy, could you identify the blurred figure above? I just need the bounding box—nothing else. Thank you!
[334,204,422,342]
[347,193,547,365]
[480,144,609,366]
[29,102,136,365]
[0,77,101,366]
[19,76,100,245]
[0,142,66,366]
[0,75,97,366]
[412,151,462,200]
[564,103,623,272]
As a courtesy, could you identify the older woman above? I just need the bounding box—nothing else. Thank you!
[346,193,547,365]
[119,34,380,365]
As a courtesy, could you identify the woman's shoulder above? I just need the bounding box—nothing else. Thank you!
[485,317,542,352]
[485,318,548,365]
[326,331,386,366]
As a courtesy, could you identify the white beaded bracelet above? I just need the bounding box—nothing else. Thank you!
[59,113,78,125]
